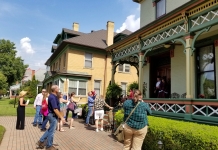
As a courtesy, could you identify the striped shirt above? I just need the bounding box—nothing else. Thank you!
[123,99,152,130]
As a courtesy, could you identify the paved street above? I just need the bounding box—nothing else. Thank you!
[0,117,123,150]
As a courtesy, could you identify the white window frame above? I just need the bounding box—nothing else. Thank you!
[68,80,87,96]
[118,64,130,73]
[94,80,101,96]
[84,53,92,68]
[121,82,127,96]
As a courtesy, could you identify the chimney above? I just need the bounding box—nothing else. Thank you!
[32,70,35,77]
[106,21,114,46]
[72,22,79,31]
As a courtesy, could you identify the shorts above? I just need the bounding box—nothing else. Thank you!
[94,110,104,120]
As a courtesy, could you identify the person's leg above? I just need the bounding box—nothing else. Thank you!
[95,119,99,132]
[59,120,65,131]
[123,124,134,150]
[99,110,104,131]
[131,126,148,150]
[65,109,69,122]
[56,119,60,131]
[94,110,98,131]
[20,108,25,129]
[16,108,20,129]
[33,106,40,126]
[69,118,75,129]
[38,106,43,125]
[41,116,48,130]
[46,115,57,148]
[85,107,92,124]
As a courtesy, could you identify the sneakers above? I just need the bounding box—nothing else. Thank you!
[96,129,99,132]
[46,146,58,150]
[70,127,75,130]
[36,140,45,149]
[100,128,103,131]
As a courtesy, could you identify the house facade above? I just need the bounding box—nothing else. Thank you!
[107,0,218,125]
[44,22,138,104]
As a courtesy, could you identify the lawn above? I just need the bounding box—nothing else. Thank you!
[0,125,5,144]
[0,99,35,117]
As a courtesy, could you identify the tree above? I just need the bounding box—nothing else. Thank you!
[20,75,39,98]
[106,83,122,106]
[0,72,8,95]
[0,39,28,86]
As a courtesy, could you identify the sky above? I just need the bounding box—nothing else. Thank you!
[0,0,140,70]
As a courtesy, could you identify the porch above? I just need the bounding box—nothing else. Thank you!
[107,0,218,125]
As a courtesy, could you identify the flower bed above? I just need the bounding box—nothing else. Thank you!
[114,111,218,150]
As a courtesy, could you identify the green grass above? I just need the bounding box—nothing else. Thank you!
[0,99,35,117]
[0,125,5,144]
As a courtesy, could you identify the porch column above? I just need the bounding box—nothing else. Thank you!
[138,52,144,91]
[185,36,195,98]
[111,62,115,84]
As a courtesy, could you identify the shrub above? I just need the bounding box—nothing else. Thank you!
[0,125,6,144]
[114,112,218,150]
[127,81,138,92]
[114,109,124,126]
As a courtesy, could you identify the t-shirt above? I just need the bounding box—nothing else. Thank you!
[48,93,60,115]
[94,98,108,110]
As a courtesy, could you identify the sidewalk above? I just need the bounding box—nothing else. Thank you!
[0,117,123,150]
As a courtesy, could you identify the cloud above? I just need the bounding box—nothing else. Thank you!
[20,37,35,54]
[34,60,45,67]
[116,15,140,33]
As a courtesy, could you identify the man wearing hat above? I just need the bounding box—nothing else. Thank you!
[33,89,46,127]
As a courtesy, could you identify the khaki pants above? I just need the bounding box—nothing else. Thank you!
[123,124,148,150]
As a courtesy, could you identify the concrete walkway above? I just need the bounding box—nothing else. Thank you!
[0,117,123,150]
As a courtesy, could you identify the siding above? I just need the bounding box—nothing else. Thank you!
[171,46,186,95]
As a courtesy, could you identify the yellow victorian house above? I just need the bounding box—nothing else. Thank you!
[44,22,138,103]
[107,0,218,125]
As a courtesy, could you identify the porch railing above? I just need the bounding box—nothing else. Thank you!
[144,98,218,125]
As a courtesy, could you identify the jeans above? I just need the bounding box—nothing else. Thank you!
[40,113,57,148]
[33,105,43,125]
[41,116,49,130]
[85,106,93,124]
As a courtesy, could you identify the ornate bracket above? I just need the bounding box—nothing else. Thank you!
[190,26,211,55]
[172,38,186,53]
[181,11,189,33]
[142,48,153,66]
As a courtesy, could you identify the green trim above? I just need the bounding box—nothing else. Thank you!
[113,49,140,62]
[142,32,185,51]
[189,5,218,20]
[68,77,89,81]
[190,18,218,32]
[192,115,218,123]
[50,45,69,65]
[152,111,185,118]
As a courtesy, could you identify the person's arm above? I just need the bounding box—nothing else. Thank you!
[72,97,81,103]
[33,94,39,108]
[88,97,95,103]
[60,98,68,103]
[19,98,27,106]
[104,101,113,110]
[145,103,152,115]
[53,109,65,122]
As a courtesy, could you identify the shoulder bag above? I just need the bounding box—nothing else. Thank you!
[114,101,140,142]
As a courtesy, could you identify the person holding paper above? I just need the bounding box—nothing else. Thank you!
[16,90,28,130]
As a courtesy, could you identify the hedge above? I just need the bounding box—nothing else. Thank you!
[0,125,6,144]
[114,110,218,150]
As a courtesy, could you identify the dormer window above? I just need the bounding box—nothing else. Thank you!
[156,0,166,19]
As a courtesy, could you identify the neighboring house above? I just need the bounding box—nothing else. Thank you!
[107,0,218,125]
[44,22,138,104]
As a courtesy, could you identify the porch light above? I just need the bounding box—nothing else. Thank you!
[164,44,171,48]
[158,140,163,149]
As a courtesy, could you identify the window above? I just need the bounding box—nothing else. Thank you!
[156,0,166,18]
[118,64,130,73]
[68,80,87,96]
[63,53,66,68]
[121,82,127,96]
[85,53,92,68]
[197,45,216,99]
[54,80,59,86]
[94,80,101,96]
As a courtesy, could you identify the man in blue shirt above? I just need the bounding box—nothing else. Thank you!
[85,91,96,126]
[36,85,65,150]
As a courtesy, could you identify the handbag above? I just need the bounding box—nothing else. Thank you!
[67,102,75,111]
[114,101,140,142]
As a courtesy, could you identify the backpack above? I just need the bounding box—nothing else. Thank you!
[41,99,48,111]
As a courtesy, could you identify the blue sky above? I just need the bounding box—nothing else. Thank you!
[0,0,140,70]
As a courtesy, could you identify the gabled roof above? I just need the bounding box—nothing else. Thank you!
[121,29,132,35]
[53,34,61,44]
[63,28,86,36]
[65,29,118,49]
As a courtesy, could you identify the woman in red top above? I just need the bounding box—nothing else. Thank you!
[40,92,49,131]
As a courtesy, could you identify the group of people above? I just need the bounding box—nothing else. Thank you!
[154,76,170,98]
[16,85,152,150]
